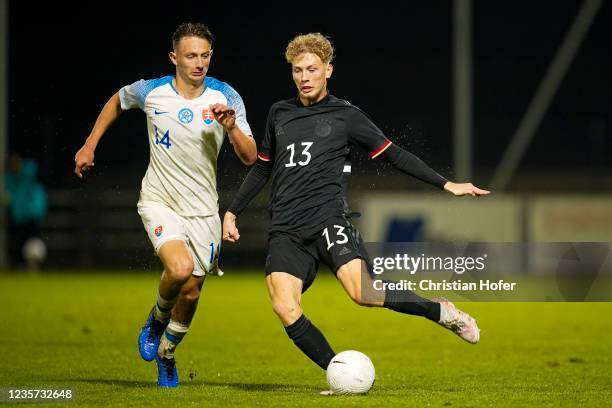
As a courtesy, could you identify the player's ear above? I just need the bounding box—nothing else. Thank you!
[169,51,178,66]
[326,63,333,79]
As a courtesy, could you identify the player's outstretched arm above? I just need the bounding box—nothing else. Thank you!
[379,144,490,196]
[74,92,122,178]
[210,103,257,166]
[378,143,448,189]
[223,159,273,242]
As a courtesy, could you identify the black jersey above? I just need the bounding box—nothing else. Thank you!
[258,94,391,233]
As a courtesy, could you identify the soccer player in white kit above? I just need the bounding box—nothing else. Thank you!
[74,23,256,387]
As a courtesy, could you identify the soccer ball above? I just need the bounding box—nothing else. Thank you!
[326,350,375,394]
[22,237,47,268]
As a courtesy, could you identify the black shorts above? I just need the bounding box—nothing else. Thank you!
[265,216,369,292]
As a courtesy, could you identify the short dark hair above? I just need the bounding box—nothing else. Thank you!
[172,23,214,49]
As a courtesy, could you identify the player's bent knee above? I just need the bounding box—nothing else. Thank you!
[348,291,364,306]
[349,290,362,305]
[358,298,377,307]
[271,298,302,323]
[166,258,195,282]
[347,290,377,307]
[180,285,201,303]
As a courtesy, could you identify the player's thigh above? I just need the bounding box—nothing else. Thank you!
[158,240,194,276]
[266,272,304,324]
[138,202,188,255]
[336,258,365,301]
[318,218,383,306]
[336,258,384,306]
[266,234,318,293]
[266,272,304,303]
[182,214,222,277]
[138,202,193,276]
[317,217,366,274]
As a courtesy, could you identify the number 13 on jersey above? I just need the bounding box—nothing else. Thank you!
[285,142,313,167]
[322,225,349,250]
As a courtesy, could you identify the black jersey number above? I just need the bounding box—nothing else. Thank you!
[322,225,349,250]
[285,142,313,167]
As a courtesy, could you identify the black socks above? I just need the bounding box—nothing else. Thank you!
[383,284,441,322]
[284,314,335,370]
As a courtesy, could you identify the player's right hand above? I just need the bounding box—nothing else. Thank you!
[74,145,95,178]
[443,182,490,197]
[223,211,240,243]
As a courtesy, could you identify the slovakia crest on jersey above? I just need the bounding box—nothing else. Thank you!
[154,225,163,237]
[202,108,215,125]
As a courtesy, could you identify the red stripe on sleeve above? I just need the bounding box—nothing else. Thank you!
[258,152,271,162]
[370,140,392,159]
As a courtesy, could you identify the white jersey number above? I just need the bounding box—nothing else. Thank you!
[285,142,313,167]
[322,225,349,251]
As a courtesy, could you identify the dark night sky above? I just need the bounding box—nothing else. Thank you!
[8,1,612,188]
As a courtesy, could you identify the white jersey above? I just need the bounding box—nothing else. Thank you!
[119,75,252,216]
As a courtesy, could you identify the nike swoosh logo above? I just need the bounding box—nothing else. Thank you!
[154,110,168,115]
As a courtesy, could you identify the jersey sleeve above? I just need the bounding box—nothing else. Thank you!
[227,159,273,215]
[119,79,154,111]
[119,77,173,111]
[257,107,276,162]
[347,108,392,159]
[221,85,253,137]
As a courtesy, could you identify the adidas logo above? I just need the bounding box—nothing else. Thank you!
[338,246,352,256]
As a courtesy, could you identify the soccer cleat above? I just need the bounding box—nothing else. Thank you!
[433,297,480,344]
[156,355,179,387]
[138,308,168,361]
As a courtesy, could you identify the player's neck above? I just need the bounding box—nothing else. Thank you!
[173,76,205,100]
[299,90,329,107]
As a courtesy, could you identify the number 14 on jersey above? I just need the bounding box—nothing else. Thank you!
[155,126,172,149]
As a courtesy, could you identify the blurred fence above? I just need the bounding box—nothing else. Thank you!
[36,189,612,270]
[355,193,612,243]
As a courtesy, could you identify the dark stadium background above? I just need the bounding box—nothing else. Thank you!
[5,1,612,268]
[3,5,612,406]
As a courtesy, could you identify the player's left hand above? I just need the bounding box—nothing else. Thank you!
[444,182,490,197]
[222,211,240,243]
[210,103,236,131]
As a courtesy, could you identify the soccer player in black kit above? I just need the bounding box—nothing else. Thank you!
[223,33,490,380]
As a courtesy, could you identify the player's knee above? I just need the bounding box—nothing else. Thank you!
[166,257,194,283]
[348,290,363,306]
[347,289,375,307]
[271,297,301,322]
[181,284,201,303]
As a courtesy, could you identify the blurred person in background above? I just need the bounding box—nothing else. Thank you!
[5,152,48,269]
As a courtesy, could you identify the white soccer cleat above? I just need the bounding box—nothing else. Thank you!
[320,390,335,396]
[433,297,480,344]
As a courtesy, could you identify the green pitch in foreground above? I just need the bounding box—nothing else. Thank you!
[1,271,611,407]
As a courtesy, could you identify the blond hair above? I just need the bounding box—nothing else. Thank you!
[285,33,334,64]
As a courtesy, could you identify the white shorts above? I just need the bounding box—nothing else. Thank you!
[137,202,221,276]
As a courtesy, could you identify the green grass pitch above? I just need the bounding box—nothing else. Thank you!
[1,271,611,407]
